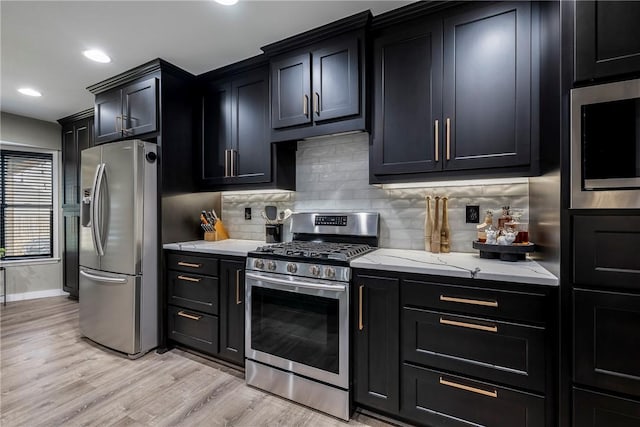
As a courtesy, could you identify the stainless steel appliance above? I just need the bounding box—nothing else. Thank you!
[571,78,640,208]
[79,140,158,358]
[245,212,379,420]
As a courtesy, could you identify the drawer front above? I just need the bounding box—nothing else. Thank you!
[573,387,640,427]
[166,253,219,277]
[403,307,546,392]
[402,364,545,427]
[574,215,640,291]
[168,271,219,315]
[403,280,548,324]
[168,305,218,355]
[574,288,640,397]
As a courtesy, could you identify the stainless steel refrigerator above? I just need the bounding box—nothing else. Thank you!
[79,139,158,358]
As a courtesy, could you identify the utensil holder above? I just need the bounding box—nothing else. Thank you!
[204,231,217,241]
[265,224,283,243]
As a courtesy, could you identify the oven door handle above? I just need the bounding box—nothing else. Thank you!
[245,272,346,293]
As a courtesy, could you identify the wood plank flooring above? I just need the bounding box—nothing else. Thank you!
[0,297,397,427]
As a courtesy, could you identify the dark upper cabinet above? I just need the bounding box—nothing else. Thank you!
[271,53,312,129]
[201,80,231,186]
[218,259,245,365]
[370,2,535,183]
[94,77,158,144]
[59,111,94,299]
[352,271,400,416]
[575,1,640,82]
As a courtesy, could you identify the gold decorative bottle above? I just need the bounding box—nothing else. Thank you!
[431,196,441,253]
[440,197,450,253]
[424,196,434,251]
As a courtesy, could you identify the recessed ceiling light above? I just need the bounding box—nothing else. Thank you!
[18,88,42,97]
[214,0,238,5]
[83,49,111,63]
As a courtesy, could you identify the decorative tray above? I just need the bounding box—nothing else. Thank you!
[472,241,536,262]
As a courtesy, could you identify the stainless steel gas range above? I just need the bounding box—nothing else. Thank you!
[245,212,379,420]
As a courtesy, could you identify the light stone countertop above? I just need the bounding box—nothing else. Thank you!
[350,248,558,286]
[163,239,266,257]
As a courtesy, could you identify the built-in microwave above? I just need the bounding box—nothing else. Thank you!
[571,78,640,209]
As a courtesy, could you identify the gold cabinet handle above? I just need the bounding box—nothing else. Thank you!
[446,118,451,160]
[177,311,202,321]
[314,92,320,115]
[178,275,201,283]
[439,377,497,398]
[440,295,498,308]
[177,261,201,268]
[303,94,309,117]
[358,285,364,331]
[236,269,242,305]
[440,317,498,333]
[231,149,236,177]
[434,119,439,162]
[115,115,122,133]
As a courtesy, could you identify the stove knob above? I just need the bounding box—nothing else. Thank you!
[324,267,336,279]
[254,259,264,269]
[267,261,277,271]
[286,263,298,274]
[310,265,321,276]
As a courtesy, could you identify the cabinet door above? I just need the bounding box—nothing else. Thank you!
[353,272,400,415]
[63,214,79,299]
[311,37,359,122]
[201,80,232,186]
[575,1,640,82]
[371,19,443,176]
[230,68,270,183]
[271,53,311,129]
[573,387,640,427]
[218,260,245,365]
[62,125,77,205]
[574,288,640,398]
[95,90,122,144]
[443,2,531,171]
[122,77,158,137]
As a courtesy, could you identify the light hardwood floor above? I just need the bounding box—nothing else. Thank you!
[0,297,397,427]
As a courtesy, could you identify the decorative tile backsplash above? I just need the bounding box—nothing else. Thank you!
[221,132,529,253]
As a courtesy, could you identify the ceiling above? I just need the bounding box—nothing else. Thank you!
[1,0,413,124]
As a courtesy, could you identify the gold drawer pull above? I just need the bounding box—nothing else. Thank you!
[440,317,498,333]
[358,285,364,331]
[177,275,201,283]
[439,377,497,398]
[177,261,201,268]
[177,311,202,321]
[236,269,242,305]
[440,295,498,307]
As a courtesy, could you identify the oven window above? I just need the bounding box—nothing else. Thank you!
[251,287,339,374]
[582,98,640,185]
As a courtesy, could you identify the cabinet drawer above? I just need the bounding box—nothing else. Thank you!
[168,305,218,355]
[402,364,545,427]
[403,307,546,392]
[403,280,547,324]
[574,215,640,291]
[168,271,218,315]
[573,387,640,427]
[574,288,640,398]
[166,253,218,277]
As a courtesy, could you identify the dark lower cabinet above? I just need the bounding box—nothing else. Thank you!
[352,272,400,415]
[62,215,79,298]
[168,305,219,355]
[575,1,640,82]
[573,387,640,427]
[167,271,218,315]
[218,260,245,365]
[402,364,545,427]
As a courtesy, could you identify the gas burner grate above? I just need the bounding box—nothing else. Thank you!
[254,241,374,262]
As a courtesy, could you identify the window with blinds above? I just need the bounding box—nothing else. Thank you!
[1,150,53,259]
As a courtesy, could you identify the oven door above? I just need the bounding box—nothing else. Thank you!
[245,271,349,389]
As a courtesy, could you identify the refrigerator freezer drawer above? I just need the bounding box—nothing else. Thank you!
[79,267,139,355]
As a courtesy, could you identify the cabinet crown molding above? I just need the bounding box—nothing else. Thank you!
[57,108,93,125]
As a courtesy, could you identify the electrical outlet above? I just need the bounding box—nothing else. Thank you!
[245,207,251,220]
[466,205,480,223]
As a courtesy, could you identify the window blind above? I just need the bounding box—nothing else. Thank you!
[1,150,53,259]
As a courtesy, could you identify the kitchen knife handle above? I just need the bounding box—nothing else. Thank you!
[177,261,202,268]
[434,119,439,162]
[314,92,320,115]
[177,311,202,321]
[303,94,309,117]
[236,269,242,304]
[446,118,451,160]
[439,377,497,398]
[358,285,364,331]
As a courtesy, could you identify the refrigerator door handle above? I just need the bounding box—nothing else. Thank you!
[89,163,102,256]
[80,269,127,284]
[93,163,106,257]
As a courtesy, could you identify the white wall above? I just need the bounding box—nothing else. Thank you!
[0,112,65,300]
[222,132,529,252]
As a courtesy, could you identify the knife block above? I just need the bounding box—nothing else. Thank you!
[204,231,217,241]
[213,220,229,240]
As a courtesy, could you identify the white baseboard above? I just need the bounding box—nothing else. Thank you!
[4,289,70,303]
